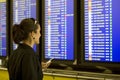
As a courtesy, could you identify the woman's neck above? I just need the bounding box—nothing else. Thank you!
[22,40,34,48]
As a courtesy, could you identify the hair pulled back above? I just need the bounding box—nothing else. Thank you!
[12,18,39,44]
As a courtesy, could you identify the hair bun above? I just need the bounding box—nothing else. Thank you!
[12,24,25,44]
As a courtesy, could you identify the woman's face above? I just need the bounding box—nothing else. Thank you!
[34,24,41,44]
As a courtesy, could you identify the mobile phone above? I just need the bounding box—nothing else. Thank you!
[46,58,54,63]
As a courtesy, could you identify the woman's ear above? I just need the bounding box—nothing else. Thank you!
[30,31,35,39]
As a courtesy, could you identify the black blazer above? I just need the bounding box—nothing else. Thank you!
[8,44,43,80]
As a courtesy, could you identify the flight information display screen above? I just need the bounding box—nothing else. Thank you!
[84,0,120,62]
[44,0,74,60]
[13,0,36,50]
[0,0,6,56]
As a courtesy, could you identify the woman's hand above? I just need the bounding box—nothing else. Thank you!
[42,61,51,71]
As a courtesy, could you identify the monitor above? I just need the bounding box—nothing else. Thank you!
[80,0,120,68]
[11,0,37,51]
[42,0,77,64]
[0,0,7,57]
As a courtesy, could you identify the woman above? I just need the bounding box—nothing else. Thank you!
[8,18,44,80]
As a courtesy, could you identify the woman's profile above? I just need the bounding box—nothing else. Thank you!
[7,18,43,80]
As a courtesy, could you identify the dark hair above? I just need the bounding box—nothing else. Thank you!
[12,18,39,44]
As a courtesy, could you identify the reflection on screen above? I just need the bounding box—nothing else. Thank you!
[0,0,6,56]
[84,0,120,62]
[13,0,36,50]
[44,0,74,60]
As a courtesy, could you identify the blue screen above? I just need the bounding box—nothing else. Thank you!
[13,0,36,51]
[84,0,120,62]
[44,0,74,60]
[0,0,6,56]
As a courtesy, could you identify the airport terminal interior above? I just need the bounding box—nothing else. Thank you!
[0,0,120,80]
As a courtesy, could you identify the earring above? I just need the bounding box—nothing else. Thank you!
[33,37,35,39]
